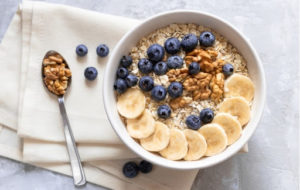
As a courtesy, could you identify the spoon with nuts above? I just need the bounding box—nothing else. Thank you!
[42,50,86,186]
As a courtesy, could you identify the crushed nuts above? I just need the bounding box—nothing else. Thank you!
[43,53,71,96]
[169,97,193,110]
[183,72,213,100]
[167,68,189,82]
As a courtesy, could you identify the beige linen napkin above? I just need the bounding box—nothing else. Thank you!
[0,125,198,190]
[17,1,138,143]
[0,2,199,190]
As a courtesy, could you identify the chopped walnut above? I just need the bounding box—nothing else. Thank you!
[183,72,213,100]
[185,49,218,65]
[210,73,225,103]
[43,53,71,96]
[169,97,193,110]
[167,68,188,82]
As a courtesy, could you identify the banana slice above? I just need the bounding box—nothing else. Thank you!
[159,128,188,160]
[117,88,146,119]
[140,122,170,152]
[199,124,228,156]
[224,74,255,102]
[212,113,242,145]
[127,110,155,139]
[183,129,207,161]
[219,97,251,126]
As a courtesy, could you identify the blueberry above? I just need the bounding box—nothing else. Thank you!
[154,61,168,75]
[147,44,165,62]
[167,82,183,98]
[76,44,88,57]
[123,161,139,178]
[84,67,98,81]
[96,44,109,57]
[164,37,181,54]
[139,160,153,174]
[138,76,154,91]
[181,33,198,52]
[199,31,215,47]
[222,63,234,77]
[186,115,202,130]
[117,67,129,79]
[157,105,171,119]
[120,55,132,67]
[188,62,200,75]
[151,85,167,101]
[167,56,183,69]
[200,108,214,123]
[114,78,128,94]
[125,74,138,87]
[138,58,153,74]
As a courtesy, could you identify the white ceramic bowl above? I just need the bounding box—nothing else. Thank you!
[103,10,266,170]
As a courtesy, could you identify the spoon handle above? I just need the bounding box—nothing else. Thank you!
[58,96,86,186]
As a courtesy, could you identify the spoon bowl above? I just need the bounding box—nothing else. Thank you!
[41,50,72,97]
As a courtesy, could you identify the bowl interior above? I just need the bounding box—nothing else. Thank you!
[103,10,265,170]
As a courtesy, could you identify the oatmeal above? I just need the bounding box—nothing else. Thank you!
[127,24,248,129]
[114,23,255,161]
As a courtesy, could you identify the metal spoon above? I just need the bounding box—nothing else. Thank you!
[42,50,86,186]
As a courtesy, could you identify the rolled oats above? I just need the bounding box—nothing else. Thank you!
[122,23,249,130]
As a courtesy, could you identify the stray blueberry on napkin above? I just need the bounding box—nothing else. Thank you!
[76,44,88,57]
[123,161,139,178]
[84,67,98,81]
[139,160,153,174]
[96,44,109,57]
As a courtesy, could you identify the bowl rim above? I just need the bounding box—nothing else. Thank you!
[103,10,266,170]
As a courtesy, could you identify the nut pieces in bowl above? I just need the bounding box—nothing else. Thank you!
[113,23,255,161]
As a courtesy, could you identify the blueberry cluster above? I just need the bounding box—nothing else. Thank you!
[114,31,235,122]
[76,44,110,81]
[114,55,139,94]
[122,160,153,178]
[185,108,215,130]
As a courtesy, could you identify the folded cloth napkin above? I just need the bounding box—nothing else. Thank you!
[0,125,198,190]
[0,1,201,189]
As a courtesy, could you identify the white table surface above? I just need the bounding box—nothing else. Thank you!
[0,0,298,189]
